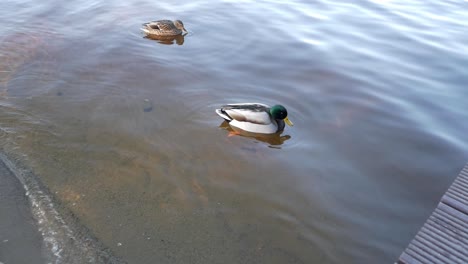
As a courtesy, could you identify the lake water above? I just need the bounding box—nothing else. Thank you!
[1,0,468,263]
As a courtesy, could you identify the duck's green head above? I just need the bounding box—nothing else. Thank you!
[174,20,187,33]
[270,105,294,127]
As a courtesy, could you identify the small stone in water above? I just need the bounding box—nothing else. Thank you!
[117,242,122,246]
[143,99,153,112]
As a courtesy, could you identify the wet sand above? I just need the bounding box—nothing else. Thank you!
[0,157,45,264]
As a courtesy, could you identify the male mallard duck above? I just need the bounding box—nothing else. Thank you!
[215,103,293,134]
[141,20,187,37]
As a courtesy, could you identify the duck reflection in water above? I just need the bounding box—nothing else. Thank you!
[219,121,291,146]
[144,34,186,45]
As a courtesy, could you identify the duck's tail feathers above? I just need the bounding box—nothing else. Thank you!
[215,109,232,122]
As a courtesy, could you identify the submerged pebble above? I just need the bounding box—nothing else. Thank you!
[143,99,153,112]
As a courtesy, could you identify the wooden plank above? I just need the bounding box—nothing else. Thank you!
[453,177,468,190]
[398,251,424,264]
[446,190,468,205]
[413,234,461,263]
[407,242,448,264]
[402,249,425,264]
[456,175,468,187]
[459,169,468,177]
[459,175,468,183]
[445,191,468,212]
[445,193,468,209]
[449,186,468,203]
[405,245,437,264]
[459,173,468,184]
[460,165,468,175]
[442,195,468,215]
[421,222,467,256]
[430,213,468,242]
[449,182,468,198]
[398,163,468,263]
[426,216,468,245]
[437,202,468,224]
[444,193,467,208]
[418,226,466,261]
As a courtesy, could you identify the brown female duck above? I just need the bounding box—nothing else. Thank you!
[141,20,187,37]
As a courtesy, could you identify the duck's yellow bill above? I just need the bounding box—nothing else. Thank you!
[284,117,293,126]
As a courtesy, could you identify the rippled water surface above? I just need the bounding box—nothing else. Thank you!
[1,0,468,263]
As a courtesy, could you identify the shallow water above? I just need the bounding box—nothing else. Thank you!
[1,0,468,263]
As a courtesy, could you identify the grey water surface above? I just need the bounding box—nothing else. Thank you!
[1,0,468,263]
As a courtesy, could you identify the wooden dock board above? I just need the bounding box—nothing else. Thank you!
[398,164,468,264]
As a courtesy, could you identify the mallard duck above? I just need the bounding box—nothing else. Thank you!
[215,103,293,134]
[141,20,187,37]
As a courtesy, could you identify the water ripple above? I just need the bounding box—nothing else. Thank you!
[1,0,468,263]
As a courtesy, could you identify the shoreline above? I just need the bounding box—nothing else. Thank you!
[0,152,125,264]
[0,157,45,263]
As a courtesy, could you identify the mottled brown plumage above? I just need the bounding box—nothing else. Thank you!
[141,20,187,37]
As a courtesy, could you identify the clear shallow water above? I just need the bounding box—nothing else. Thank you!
[1,0,468,263]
